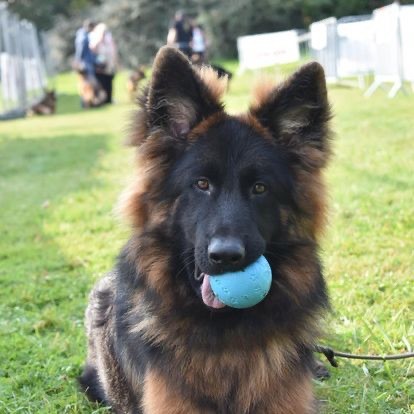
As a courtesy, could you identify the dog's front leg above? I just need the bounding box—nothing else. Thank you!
[141,370,210,414]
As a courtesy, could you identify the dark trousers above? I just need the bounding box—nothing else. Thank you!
[96,73,114,104]
[178,47,192,58]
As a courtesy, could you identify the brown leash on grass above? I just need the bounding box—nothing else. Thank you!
[314,345,414,368]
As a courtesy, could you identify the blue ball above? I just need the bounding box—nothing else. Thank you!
[209,255,272,309]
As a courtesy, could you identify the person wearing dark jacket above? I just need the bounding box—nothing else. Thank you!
[167,11,193,57]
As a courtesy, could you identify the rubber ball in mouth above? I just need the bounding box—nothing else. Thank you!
[209,255,272,309]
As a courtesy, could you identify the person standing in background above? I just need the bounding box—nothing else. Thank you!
[74,19,96,77]
[74,19,106,108]
[191,22,208,64]
[89,23,118,104]
[167,11,193,58]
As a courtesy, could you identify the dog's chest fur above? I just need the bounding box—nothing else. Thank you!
[88,269,316,414]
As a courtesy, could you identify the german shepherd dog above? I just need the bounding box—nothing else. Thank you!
[79,46,332,413]
[27,90,56,116]
[127,65,147,102]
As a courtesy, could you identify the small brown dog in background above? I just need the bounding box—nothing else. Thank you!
[127,65,146,102]
[78,74,107,108]
[27,90,57,116]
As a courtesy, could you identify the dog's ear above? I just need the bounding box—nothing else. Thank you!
[146,46,224,137]
[250,62,332,169]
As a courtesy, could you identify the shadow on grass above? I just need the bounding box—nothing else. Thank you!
[0,133,113,411]
[0,133,108,184]
[56,93,112,116]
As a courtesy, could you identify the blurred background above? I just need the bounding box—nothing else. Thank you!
[4,0,413,66]
[1,0,414,117]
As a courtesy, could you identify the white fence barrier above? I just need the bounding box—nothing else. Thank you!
[366,3,414,97]
[310,5,414,97]
[0,2,48,119]
[233,7,413,98]
[311,15,374,85]
[336,17,375,79]
[310,17,339,81]
[237,30,300,72]
[400,5,414,82]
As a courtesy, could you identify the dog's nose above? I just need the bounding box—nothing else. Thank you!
[208,237,246,266]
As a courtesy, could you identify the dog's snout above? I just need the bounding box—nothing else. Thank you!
[208,237,246,266]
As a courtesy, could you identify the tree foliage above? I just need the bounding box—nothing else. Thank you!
[95,0,179,67]
[6,0,101,30]
[10,0,413,70]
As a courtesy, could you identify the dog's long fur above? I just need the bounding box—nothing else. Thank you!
[79,46,332,413]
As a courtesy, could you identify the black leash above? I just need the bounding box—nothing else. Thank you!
[315,345,414,368]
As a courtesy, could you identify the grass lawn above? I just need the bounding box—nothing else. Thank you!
[0,64,413,413]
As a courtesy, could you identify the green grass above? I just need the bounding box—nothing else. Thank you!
[1,64,413,413]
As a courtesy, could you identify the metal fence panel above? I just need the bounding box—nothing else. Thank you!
[337,16,375,78]
[310,18,338,80]
[0,2,48,119]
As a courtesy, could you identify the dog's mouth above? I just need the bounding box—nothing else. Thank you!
[194,268,226,309]
[200,273,227,309]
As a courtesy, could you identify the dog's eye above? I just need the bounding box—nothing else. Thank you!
[252,183,267,195]
[196,178,210,191]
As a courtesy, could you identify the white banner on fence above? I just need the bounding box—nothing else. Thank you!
[372,3,400,81]
[310,19,333,50]
[337,18,375,77]
[237,30,300,71]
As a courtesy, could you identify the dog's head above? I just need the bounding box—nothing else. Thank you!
[122,47,331,313]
